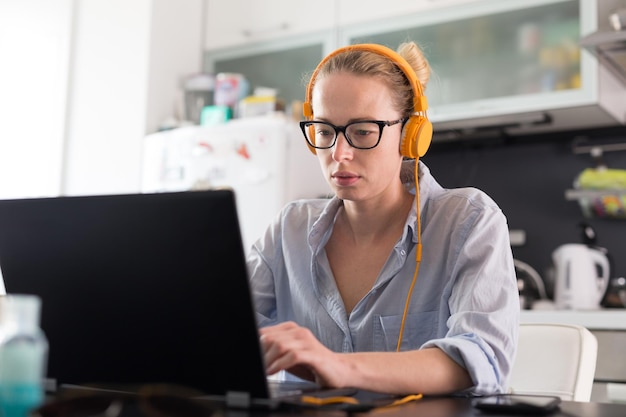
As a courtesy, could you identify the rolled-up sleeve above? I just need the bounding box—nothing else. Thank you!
[422,205,520,395]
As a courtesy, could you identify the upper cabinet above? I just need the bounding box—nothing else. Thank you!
[204,0,626,136]
[204,0,335,51]
[337,0,481,27]
[204,0,482,51]
[342,0,626,137]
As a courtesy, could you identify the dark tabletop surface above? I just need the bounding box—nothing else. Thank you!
[206,396,626,417]
[40,392,626,417]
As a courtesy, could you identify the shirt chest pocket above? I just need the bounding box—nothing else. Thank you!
[373,311,439,351]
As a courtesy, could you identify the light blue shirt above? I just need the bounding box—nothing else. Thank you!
[247,161,519,395]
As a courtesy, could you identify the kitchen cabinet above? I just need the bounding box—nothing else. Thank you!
[204,0,335,51]
[521,310,626,403]
[204,0,626,135]
[337,0,481,27]
[580,0,626,86]
[205,39,329,111]
[204,0,482,51]
[342,0,626,136]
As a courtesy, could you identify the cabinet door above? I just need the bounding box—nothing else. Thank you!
[343,0,600,126]
[206,41,326,109]
[205,0,335,50]
[338,0,481,26]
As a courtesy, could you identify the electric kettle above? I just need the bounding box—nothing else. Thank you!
[552,243,611,310]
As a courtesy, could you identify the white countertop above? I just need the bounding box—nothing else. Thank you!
[521,309,626,330]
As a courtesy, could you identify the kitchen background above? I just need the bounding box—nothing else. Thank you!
[2,0,626,403]
[2,0,626,288]
[424,124,626,296]
[202,0,626,297]
[2,0,626,292]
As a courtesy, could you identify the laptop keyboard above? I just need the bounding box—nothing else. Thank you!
[268,379,320,398]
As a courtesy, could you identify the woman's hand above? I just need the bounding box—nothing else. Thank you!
[259,321,351,388]
[259,321,473,394]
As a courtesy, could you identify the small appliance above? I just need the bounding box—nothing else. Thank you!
[552,243,611,310]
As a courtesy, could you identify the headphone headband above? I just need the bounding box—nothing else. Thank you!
[303,44,428,118]
[302,43,432,159]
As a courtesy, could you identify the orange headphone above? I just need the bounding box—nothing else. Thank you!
[302,43,433,159]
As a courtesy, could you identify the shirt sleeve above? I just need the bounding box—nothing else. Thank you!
[421,204,520,395]
[246,213,282,329]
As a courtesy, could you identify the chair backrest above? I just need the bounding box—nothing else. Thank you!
[508,323,598,402]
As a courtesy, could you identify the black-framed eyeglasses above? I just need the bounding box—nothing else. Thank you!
[299,119,406,150]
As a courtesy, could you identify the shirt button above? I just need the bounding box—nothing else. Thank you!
[400,250,406,256]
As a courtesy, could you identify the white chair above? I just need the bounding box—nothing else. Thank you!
[508,323,598,402]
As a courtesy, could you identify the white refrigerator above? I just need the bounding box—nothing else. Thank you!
[141,116,331,252]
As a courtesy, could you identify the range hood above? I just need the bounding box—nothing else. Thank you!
[580,29,626,85]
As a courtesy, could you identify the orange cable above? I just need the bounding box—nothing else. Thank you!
[396,159,422,352]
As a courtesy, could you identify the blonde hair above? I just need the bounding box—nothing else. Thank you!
[312,42,431,118]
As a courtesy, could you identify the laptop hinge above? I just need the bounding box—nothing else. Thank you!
[226,391,252,408]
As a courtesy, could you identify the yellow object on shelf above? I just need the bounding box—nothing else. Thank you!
[572,168,626,219]
[577,167,626,189]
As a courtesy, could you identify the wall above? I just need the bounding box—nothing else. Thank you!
[63,0,204,196]
[423,125,626,295]
[0,0,73,198]
[63,0,152,196]
[0,0,205,199]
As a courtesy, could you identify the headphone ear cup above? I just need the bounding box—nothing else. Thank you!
[400,116,433,159]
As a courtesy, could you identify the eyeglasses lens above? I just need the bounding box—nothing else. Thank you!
[305,122,381,149]
[345,122,381,148]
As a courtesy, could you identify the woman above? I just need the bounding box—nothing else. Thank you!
[246,42,519,396]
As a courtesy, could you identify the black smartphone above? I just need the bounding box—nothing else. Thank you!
[474,394,561,415]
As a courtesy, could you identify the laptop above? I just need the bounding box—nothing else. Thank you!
[0,189,335,408]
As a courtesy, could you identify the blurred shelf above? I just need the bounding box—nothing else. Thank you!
[565,189,626,219]
[565,189,626,199]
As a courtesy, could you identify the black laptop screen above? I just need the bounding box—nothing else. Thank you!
[0,190,269,398]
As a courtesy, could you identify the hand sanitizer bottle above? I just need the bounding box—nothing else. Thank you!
[0,295,48,417]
